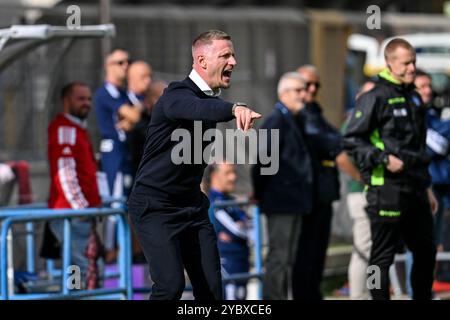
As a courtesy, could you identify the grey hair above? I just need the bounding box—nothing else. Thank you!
[277,72,306,95]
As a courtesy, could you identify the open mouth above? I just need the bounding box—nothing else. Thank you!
[222,69,232,80]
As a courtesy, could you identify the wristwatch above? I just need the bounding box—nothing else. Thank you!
[382,153,390,166]
[232,102,248,116]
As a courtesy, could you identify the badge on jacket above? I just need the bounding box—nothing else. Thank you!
[412,95,421,107]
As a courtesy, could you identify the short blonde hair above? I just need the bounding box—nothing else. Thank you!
[384,38,415,61]
[192,30,231,56]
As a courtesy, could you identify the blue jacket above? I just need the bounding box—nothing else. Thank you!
[94,83,130,142]
[209,189,249,258]
[426,107,450,185]
[94,83,133,192]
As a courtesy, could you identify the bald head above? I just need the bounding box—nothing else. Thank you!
[146,79,168,112]
[297,65,318,77]
[128,61,152,95]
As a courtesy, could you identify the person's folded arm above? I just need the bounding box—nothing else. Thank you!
[118,104,142,124]
[215,209,247,241]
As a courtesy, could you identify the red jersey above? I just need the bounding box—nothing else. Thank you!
[48,113,101,209]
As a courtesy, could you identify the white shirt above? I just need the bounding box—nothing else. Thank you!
[189,69,221,97]
[127,91,142,106]
[104,82,121,99]
[64,113,87,129]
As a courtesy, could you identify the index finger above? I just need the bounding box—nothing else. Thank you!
[251,112,262,119]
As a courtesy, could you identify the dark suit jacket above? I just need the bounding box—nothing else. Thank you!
[133,77,234,206]
[302,102,342,204]
[252,102,314,215]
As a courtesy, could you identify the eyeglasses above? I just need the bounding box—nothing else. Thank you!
[287,87,306,93]
[306,81,321,89]
[111,59,131,66]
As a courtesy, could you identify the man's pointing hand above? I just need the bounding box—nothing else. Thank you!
[234,105,262,132]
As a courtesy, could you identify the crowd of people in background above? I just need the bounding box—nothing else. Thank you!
[3,34,448,300]
[39,49,167,286]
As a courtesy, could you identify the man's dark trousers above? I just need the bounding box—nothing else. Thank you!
[263,213,303,300]
[367,189,436,300]
[292,201,333,300]
[128,184,223,300]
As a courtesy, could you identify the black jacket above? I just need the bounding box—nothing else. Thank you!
[343,69,431,190]
[133,77,234,205]
[251,102,314,215]
[128,110,151,177]
[302,102,342,204]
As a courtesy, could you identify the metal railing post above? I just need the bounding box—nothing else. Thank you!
[7,229,14,296]
[0,218,13,299]
[113,198,131,300]
[124,215,133,300]
[46,260,55,280]
[405,251,413,297]
[62,218,71,294]
[26,222,35,273]
[117,214,132,299]
[252,205,263,300]
[120,201,133,300]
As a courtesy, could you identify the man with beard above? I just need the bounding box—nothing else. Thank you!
[47,82,102,286]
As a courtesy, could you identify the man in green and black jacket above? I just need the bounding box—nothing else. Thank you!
[343,38,438,300]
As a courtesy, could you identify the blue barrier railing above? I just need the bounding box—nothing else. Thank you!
[0,197,263,300]
[209,199,264,300]
[2,197,125,211]
[0,207,132,300]
[1,197,126,280]
[0,205,47,280]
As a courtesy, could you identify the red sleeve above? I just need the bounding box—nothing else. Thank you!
[49,123,89,209]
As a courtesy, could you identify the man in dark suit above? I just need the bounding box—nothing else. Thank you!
[252,72,313,300]
[127,30,261,300]
[291,65,345,300]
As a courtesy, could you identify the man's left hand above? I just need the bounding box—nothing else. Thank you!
[427,188,439,215]
[218,231,232,243]
[118,104,142,124]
